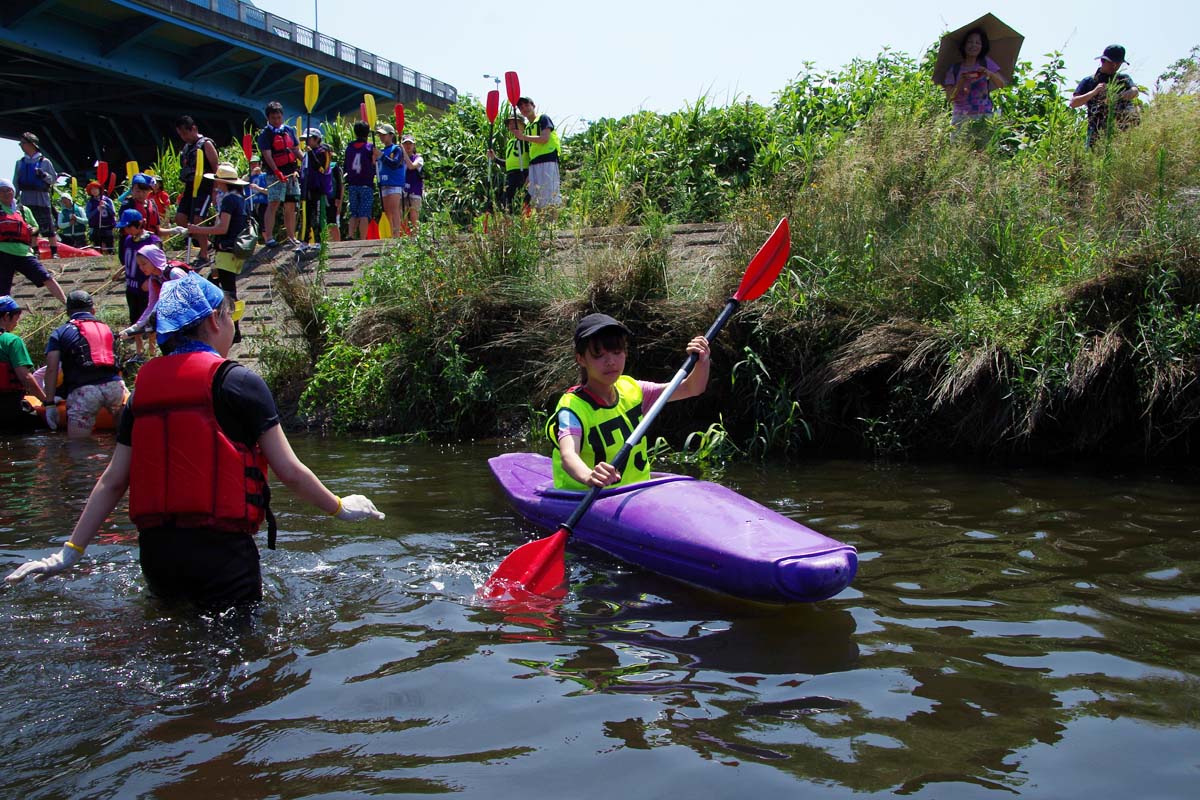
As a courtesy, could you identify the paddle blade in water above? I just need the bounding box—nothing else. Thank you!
[486,91,500,124]
[242,134,253,162]
[304,73,319,112]
[394,103,405,133]
[478,529,568,602]
[367,219,379,240]
[505,71,520,106]
[364,94,377,127]
[732,217,790,302]
[96,161,108,184]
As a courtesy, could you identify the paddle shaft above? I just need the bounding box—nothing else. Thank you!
[558,297,740,535]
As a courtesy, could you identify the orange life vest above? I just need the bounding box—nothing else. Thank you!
[68,318,116,369]
[128,351,271,538]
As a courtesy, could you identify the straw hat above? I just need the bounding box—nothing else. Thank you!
[203,162,249,186]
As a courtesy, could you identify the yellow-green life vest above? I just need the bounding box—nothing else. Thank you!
[504,137,527,172]
[525,114,561,164]
[548,375,651,491]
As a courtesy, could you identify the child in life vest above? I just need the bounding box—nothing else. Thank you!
[548,313,710,491]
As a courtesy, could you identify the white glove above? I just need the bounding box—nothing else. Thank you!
[5,545,82,583]
[334,495,385,522]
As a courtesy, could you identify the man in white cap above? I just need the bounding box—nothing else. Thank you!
[7,272,386,609]
[0,177,67,304]
[188,162,252,343]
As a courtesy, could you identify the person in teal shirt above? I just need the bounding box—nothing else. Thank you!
[0,294,49,431]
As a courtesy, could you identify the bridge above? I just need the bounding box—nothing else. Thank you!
[0,0,457,177]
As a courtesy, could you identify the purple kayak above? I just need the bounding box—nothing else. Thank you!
[489,453,858,603]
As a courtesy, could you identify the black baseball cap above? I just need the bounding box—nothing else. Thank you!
[1099,45,1128,64]
[66,290,94,311]
[574,313,630,347]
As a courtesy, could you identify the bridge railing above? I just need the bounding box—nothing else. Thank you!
[184,0,458,103]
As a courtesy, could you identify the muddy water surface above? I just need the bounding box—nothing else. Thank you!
[2,432,1198,798]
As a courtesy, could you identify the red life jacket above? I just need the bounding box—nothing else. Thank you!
[0,205,34,246]
[68,319,116,369]
[0,360,25,393]
[128,351,270,537]
[269,127,298,169]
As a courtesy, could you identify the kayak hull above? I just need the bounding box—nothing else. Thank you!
[489,453,857,603]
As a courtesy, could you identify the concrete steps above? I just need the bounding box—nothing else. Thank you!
[8,222,732,370]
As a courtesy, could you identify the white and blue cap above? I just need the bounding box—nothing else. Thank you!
[155,271,225,345]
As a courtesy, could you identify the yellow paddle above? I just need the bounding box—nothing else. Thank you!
[302,74,319,243]
[363,93,389,237]
[125,160,139,181]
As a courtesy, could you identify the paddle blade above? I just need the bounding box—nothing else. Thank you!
[193,149,204,194]
[125,161,139,180]
[241,134,253,163]
[106,174,116,194]
[95,161,108,184]
[485,91,500,124]
[378,212,391,239]
[367,219,379,240]
[394,103,405,133]
[304,73,319,112]
[732,217,790,302]
[504,71,521,106]
[364,93,377,127]
[70,176,78,197]
[359,102,367,123]
[478,529,568,602]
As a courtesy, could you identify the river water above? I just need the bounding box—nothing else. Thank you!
[1,432,1198,798]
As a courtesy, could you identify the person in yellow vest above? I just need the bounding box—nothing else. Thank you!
[547,313,710,490]
[514,97,562,217]
[487,117,529,214]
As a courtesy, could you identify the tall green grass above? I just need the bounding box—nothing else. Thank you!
[260,45,1200,460]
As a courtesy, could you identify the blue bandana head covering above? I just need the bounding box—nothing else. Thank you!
[155,272,225,346]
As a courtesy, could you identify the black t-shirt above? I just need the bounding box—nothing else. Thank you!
[117,359,279,447]
[213,192,247,252]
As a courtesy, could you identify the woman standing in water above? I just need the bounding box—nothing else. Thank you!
[6,273,385,610]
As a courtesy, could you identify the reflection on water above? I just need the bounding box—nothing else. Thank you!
[2,434,1198,798]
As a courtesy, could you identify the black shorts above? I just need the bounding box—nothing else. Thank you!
[0,251,53,295]
[138,526,263,609]
[177,178,215,220]
[126,287,149,326]
[28,204,56,236]
[304,190,338,224]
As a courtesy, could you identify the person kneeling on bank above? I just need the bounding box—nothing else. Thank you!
[6,272,385,609]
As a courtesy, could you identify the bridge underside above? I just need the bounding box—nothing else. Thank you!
[0,0,455,177]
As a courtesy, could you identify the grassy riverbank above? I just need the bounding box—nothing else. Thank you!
[261,47,1200,463]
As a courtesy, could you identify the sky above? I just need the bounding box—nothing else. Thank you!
[3,0,1196,173]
